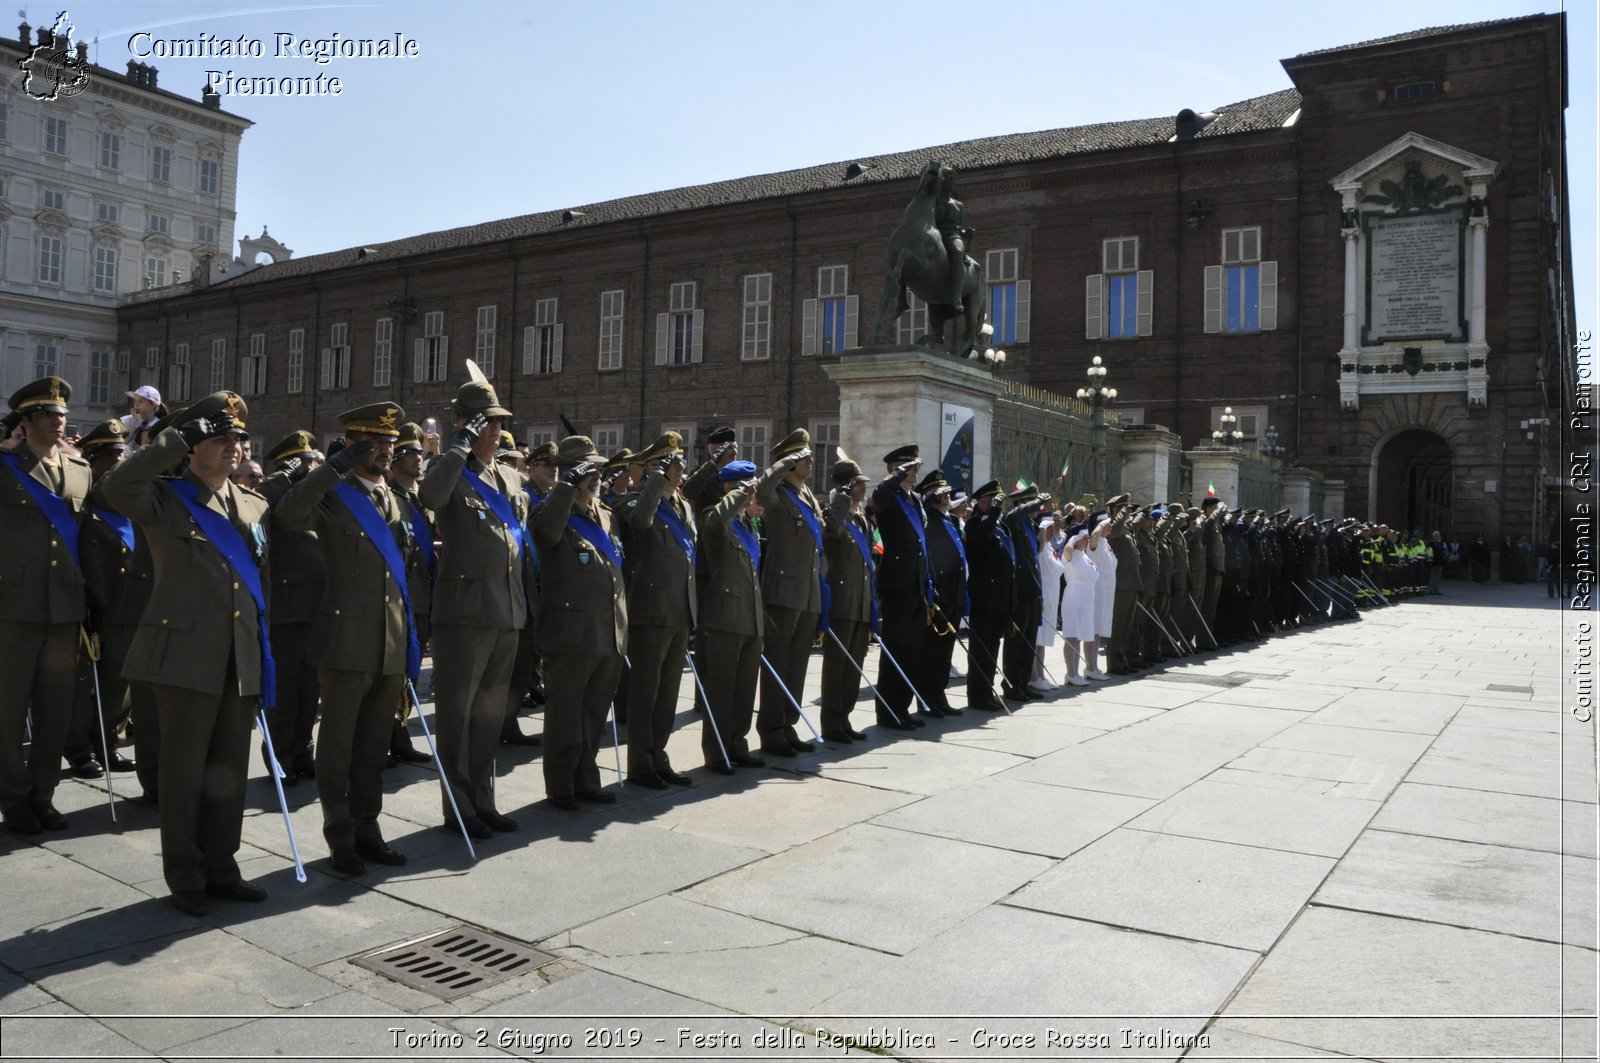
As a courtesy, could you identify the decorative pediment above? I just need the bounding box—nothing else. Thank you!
[142,232,173,252]
[34,208,69,231]
[95,107,125,127]
[147,121,177,140]
[195,138,222,158]
[1330,132,1498,212]
[91,222,123,243]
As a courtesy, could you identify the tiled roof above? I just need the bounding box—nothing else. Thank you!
[209,87,1302,290]
[1293,14,1553,58]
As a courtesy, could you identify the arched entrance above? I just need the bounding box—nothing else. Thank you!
[1371,428,1453,534]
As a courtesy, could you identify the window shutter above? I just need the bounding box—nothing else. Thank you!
[551,323,564,373]
[1203,265,1223,334]
[438,335,449,379]
[801,298,818,355]
[1084,275,1103,340]
[523,325,537,374]
[844,294,859,350]
[1136,270,1154,337]
[413,337,425,382]
[319,348,333,390]
[655,312,669,366]
[1259,261,1278,331]
[691,309,704,363]
[1015,280,1031,343]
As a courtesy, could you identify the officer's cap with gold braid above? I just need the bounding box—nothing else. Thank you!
[973,479,1003,501]
[267,429,316,466]
[527,441,558,464]
[917,468,951,496]
[78,419,129,454]
[394,422,425,455]
[339,402,404,439]
[636,431,684,466]
[8,376,71,415]
[172,392,249,441]
[602,448,636,473]
[770,428,810,460]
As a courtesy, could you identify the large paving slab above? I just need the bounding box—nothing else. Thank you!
[0,1001,150,1060]
[1127,777,1381,857]
[869,777,1155,858]
[686,823,1052,955]
[1008,829,1334,951]
[1304,688,1464,734]
[1372,781,1597,858]
[808,735,1028,796]
[1406,723,1595,802]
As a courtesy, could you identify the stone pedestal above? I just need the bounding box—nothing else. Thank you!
[1188,445,1242,507]
[1281,466,1315,516]
[822,346,1005,488]
[1322,479,1346,521]
[1119,426,1185,503]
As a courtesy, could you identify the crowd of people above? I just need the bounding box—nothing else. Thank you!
[2,373,1447,917]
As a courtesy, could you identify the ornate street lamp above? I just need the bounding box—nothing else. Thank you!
[1075,355,1118,407]
[1258,424,1284,458]
[1212,406,1242,445]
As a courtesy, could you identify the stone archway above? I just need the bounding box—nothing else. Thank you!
[1371,428,1453,535]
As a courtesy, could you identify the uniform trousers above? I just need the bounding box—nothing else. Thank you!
[66,622,134,764]
[1202,571,1224,630]
[542,651,623,798]
[757,605,818,743]
[625,623,689,776]
[875,591,925,720]
[150,658,250,894]
[131,679,161,798]
[819,616,870,733]
[266,620,320,769]
[502,622,539,738]
[923,624,958,713]
[315,668,405,850]
[1108,588,1141,670]
[966,609,1007,708]
[431,623,518,819]
[699,628,760,764]
[0,620,77,809]
[1001,597,1043,693]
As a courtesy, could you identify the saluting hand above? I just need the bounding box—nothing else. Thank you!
[452,413,489,451]
[176,413,238,449]
[328,439,374,475]
[562,460,598,486]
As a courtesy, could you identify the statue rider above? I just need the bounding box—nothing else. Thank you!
[934,165,973,314]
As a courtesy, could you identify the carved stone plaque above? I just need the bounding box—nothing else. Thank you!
[1364,209,1465,343]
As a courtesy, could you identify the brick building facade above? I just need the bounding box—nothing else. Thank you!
[115,14,1573,539]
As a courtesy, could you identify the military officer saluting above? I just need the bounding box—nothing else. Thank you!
[870,444,931,729]
[820,457,874,742]
[533,437,628,810]
[696,460,769,772]
[260,430,325,782]
[755,430,825,755]
[0,377,92,834]
[386,422,437,765]
[101,391,272,916]
[962,480,1013,711]
[275,403,416,874]
[920,468,967,717]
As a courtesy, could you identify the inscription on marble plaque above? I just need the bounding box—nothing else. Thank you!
[1365,209,1464,342]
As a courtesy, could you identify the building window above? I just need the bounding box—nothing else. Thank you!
[88,350,115,405]
[1204,227,1278,334]
[598,289,624,371]
[96,202,120,224]
[210,337,228,391]
[40,188,64,211]
[99,131,120,169]
[413,310,448,382]
[811,420,840,490]
[144,255,168,287]
[803,266,858,355]
[896,293,928,345]
[372,317,393,387]
[656,281,701,366]
[741,273,772,361]
[0,103,8,142]
[148,212,170,235]
[736,421,770,459]
[198,158,220,195]
[37,235,63,284]
[33,340,59,379]
[1394,81,1435,102]
[474,305,497,377]
[42,116,67,156]
[592,423,623,454]
[322,322,350,389]
[242,333,267,396]
[142,346,160,388]
[93,246,118,292]
[149,145,172,183]
[194,223,216,248]
[985,248,1032,345]
[524,297,562,375]
[526,426,558,448]
[1085,238,1151,340]
[286,329,305,394]
[168,343,192,403]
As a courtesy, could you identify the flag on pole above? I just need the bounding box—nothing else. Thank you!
[1014,477,1034,492]
[1059,457,1070,479]
[1206,481,1217,497]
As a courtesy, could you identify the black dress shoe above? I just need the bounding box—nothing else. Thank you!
[547,794,582,811]
[926,706,949,718]
[478,808,519,832]
[500,729,543,747]
[457,815,494,839]
[576,789,617,805]
[788,737,817,753]
[969,700,1005,713]
[659,769,693,787]
[356,839,408,865]
[628,772,668,790]
[730,751,766,768]
[391,744,432,765]
[940,705,964,717]
[32,802,67,831]
[760,741,797,758]
[522,687,546,707]
[292,757,316,780]
[908,713,928,727]
[104,751,137,773]
[67,758,104,780]
[821,730,856,744]
[170,890,208,917]
[877,717,916,731]
[330,847,366,875]
[845,727,870,741]
[3,803,42,836]
[137,789,160,809]
[704,761,735,776]
[208,879,268,902]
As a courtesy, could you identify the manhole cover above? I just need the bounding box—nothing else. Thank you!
[1487,683,1534,694]
[351,926,556,1001]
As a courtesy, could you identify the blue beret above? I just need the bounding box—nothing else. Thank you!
[719,460,757,482]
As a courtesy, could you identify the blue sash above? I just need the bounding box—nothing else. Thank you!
[93,506,137,555]
[995,518,1016,566]
[731,518,761,572]
[843,518,880,633]
[656,498,696,566]
[401,493,435,582]
[568,511,623,571]
[331,482,421,681]
[1018,519,1042,602]
[1,453,80,567]
[779,483,830,630]
[895,491,938,607]
[462,465,529,559]
[937,515,972,619]
[168,479,276,707]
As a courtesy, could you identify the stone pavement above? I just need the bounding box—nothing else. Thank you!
[0,580,1593,1061]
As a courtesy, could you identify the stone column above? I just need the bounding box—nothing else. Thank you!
[1118,426,1183,503]
[1339,223,1362,410]
[1466,182,1491,407]
[1281,465,1315,516]
[822,346,1005,489]
[1322,479,1347,521]
[1187,444,1242,507]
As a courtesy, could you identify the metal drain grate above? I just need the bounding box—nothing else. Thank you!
[1487,683,1535,694]
[351,926,556,1001]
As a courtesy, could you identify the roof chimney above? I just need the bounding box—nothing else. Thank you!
[202,79,220,108]
[17,21,29,47]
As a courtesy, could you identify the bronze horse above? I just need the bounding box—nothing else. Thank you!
[873,161,987,360]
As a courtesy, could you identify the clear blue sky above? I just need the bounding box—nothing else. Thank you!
[76,0,1595,334]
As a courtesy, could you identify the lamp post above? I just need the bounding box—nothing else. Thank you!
[1258,424,1284,459]
[1076,356,1118,495]
[1212,406,1242,446]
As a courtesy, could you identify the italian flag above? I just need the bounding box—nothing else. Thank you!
[1206,481,1217,497]
[1059,457,1070,479]
[1014,477,1034,492]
